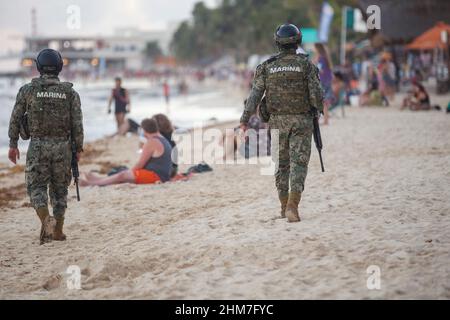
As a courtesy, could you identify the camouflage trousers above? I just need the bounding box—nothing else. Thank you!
[269,114,313,196]
[25,139,72,218]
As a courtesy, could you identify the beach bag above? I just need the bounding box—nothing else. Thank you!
[186,162,213,174]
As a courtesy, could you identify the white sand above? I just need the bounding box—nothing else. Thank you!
[1,104,450,299]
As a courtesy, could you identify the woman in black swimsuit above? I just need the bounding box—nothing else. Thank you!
[108,77,130,130]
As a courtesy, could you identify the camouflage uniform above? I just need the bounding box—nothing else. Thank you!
[8,74,84,218]
[241,48,323,197]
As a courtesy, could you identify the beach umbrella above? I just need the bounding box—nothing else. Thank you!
[407,21,450,50]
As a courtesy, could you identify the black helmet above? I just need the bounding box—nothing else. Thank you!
[274,24,302,47]
[36,49,63,74]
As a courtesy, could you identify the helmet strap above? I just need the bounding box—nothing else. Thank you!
[278,43,298,52]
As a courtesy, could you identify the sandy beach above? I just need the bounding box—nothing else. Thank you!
[1,98,450,299]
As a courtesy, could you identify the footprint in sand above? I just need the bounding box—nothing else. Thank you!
[81,268,91,276]
[43,274,62,291]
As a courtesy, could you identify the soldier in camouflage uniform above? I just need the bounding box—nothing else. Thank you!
[240,24,323,223]
[8,49,84,242]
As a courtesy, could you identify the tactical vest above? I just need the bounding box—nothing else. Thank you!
[265,54,312,115]
[26,79,74,139]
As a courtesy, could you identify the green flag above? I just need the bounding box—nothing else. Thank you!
[346,7,354,29]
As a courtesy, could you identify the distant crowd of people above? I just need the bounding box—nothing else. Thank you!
[310,46,449,115]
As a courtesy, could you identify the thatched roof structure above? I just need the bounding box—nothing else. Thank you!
[407,22,450,50]
[358,0,450,47]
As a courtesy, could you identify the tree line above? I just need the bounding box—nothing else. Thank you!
[170,0,360,65]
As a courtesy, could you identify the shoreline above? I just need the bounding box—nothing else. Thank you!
[0,78,247,160]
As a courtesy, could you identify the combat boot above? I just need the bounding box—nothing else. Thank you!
[36,207,54,244]
[286,192,302,223]
[278,193,289,218]
[53,216,67,241]
[36,207,49,224]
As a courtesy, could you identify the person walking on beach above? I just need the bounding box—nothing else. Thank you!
[313,43,333,125]
[7,48,84,243]
[240,24,323,223]
[163,81,170,102]
[108,77,130,130]
[163,80,171,114]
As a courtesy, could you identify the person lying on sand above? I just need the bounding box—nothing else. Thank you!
[80,118,172,186]
[109,117,140,137]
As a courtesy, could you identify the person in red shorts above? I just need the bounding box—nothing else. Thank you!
[80,118,173,186]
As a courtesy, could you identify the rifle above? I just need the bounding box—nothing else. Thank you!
[312,109,325,173]
[71,141,81,201]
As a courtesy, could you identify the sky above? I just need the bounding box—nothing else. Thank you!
[0,0,218,53]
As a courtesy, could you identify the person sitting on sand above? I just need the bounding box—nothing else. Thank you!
[402,81,431,111]
[153,113,178,178]
[359,66,384,107]
[80,118,172,186]
[329,71,346,112]
[222,101,270,160]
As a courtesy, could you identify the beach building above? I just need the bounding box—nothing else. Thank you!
[0,31,25,77]
[18,26,177,77]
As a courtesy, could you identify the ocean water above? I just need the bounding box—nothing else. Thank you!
[0,78,243,161]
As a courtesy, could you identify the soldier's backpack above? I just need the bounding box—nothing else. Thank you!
[19,79,74,141]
